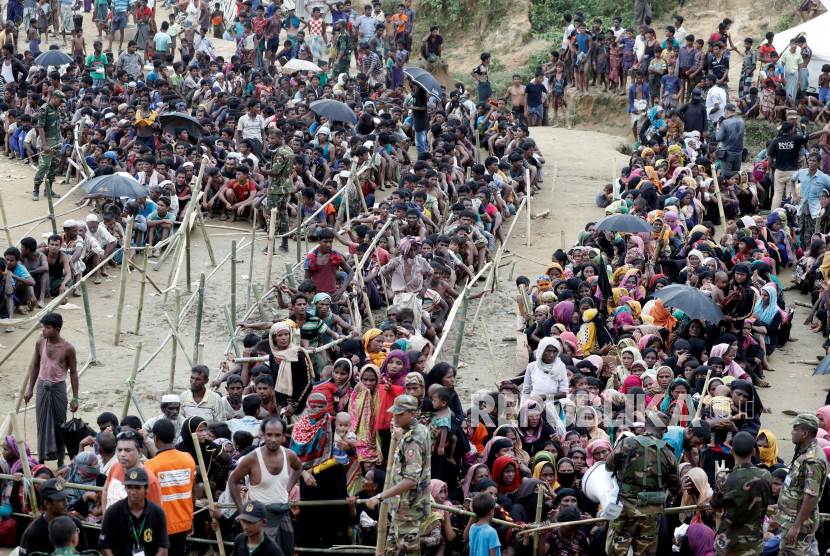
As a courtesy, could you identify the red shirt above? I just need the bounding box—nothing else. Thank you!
[229,179,255,201]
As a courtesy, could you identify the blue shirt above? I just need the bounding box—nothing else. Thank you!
[469,524,501,556]
[793,168,830,219]
[111,0,130,14]
[575,32,590,53]
[662,426,685,461]
[138,199,157,219]
[661,74,681,95]
[154,32,171,53]
[10,262,31,286]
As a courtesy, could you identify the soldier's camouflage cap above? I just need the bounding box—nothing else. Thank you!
[388,395,419,414]
[790,413,821,428]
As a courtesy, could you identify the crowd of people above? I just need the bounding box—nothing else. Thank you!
[3,0,830,556]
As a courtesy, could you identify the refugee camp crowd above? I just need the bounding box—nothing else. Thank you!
[4,0,830,555]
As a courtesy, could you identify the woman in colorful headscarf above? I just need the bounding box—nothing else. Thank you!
[585,439,613,466]
[362,328,388,368]
[490,455,522,499]
[724,263,758,325]
[176,416,232,491]
[312,358,354,415]
[731,236,757,266]
[677,188,700,227]
[616,344,641,381]
[646,366,674,409]
[349,364,382,466]
[651,298,677,333]
[709,343,749,380]
[61,451,101,508]
[620,269,645,300]
[621,374,643,395]
[752,283,782,353]
[575,406,610,442]
[662,377,695,426]
[552,300,577,333]
[494,424,531,471]
[796,239,825,292]
[518,399,557,457]
[757,430,781,467]
[578,309,613,356]
[292,392,351,548]
[761,211,795,270]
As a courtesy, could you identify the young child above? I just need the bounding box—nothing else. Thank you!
[515,275,532,331]
[591,33,609,92]
[549,61,570,129]
[27,21,39,56]
[36,0,49,46]
[331,412,356,465]
[429,386,454,464]
[465,493,500,556]
[596,183,613,207]
[712,271,729,308]
[738,86,760,119]
[819,64,830,104]
[71,27,85,60]
[211,3,224,38]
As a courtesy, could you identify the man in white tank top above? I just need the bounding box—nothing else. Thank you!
[228,416,303,555]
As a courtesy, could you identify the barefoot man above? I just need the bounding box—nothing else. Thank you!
[228,416,302,555]
[23,312,79,468]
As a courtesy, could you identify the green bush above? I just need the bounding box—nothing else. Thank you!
[419,0,509,28]
[529,0,668,34]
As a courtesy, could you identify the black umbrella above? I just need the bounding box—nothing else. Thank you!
[35,49,74,67]
[158,112,209,140]
[59,417,96,459]
[82,172,149,198]
[309,99,357,125]
[654,284,725,324]
[594,214,655,234]
[404,67,442,99]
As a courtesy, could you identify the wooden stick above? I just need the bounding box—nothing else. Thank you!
[198,342,204,365]
[44,182,57,236]
[80,280,96,361]
[0,189,12,247]
[452,288,471,367]
[185,216,192,293]
[296,193,302,264]
[191,432,226,556]
[9,412,38,517]
[508,259,517,280]
[196,207,217,267]
[252,284,269,322]
[357,219,392,269]
[711,168,728,236]
[164,314,195,369]
[693,370,713,421]
[248,226,255,309]
[436,503,520,529]
[224,304,241,357]
[480,317,500,383]
[113,216,134,346]
[192,273,205,363]
[434,262,491,361]
[519,505,709,536]
[284,262,296,288]
[375,435,398,555]
[525,169,531,247]
[468,262,495,333]
[231,240,237,326]
[265,207,277,290]
[169,288,180,394]
[154,232,181,271]
[135,248,150,335]
[533,483,545,554]
[121,342,143,419]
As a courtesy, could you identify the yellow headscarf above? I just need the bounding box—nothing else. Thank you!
[758,430,779,467]
[642,148,655,158]
[578,308,599,355]
[545,262,564,278]
[690,224,708,237]
[362,329,388,368]
[612,267,628,286]
[626,300,642,319]
[820,252,830,280]
[640,314,655,324]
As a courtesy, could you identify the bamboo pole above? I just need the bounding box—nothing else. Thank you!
[375,435,398,555]
[480,317,500,383]
[468,261,495,333]
[533,484,545,554]
[198,342,204,365]
[169,288,180,394]
[357,219,392,269]
[80,280,96,361]
[550,161,558,215]
[44,182,57,235]
[519,505,710,536]
[693,370,713,421]
[525,169,531,247]
[191,432,226,556]
[113,216,134,346]
[285,262,296,288]
[185,216,192,294]
[452,288,471,367]
[9,412,38,517]
[224,305,241,357]
[434,262,491,361]
[437,503,520,529]
[121,342,143,419]
[154,232,181,271]
[711,168,727,235]
[252,284,269,322]
[248,226,255,309]
[296,193,303,264]
[0,189,12,247]
[197,208,217,266]
[192,273,205,363]
[163,314,195,369]
[231,240,237,325]
[135,248,150,335]
[265,207,277,290]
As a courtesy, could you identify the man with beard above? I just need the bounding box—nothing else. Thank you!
[229,417,303,554]
[179,365,225,423]
[19,479,92,555]
[142,394,186,445]
[102,431,163,512]
[221,374,245,420]
[144,419,195,556]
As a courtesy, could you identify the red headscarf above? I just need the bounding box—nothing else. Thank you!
[490,455,521,494]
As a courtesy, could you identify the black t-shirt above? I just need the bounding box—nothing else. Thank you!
[411,87,429,132]
[98,499,170,556]
[231,532,286,556]
[709,55,728,81]
[525,82,548,108]
[20,514,90,556]
[767,133,809,171]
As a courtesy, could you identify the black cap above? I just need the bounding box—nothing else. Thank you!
[237,500,267,522]
[40,478,70,501]
[122,467,149,486]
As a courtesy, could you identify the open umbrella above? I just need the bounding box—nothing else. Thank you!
[594,214,655,234]
[282,59,322,72]
[654,284,725,324]
[404,67,442,99]
[82,172,149,198]
[309,99,357,124]
[35,50,74,67]
[158,112,209,140]
[813,357,830,376]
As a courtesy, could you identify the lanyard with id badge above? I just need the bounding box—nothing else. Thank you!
[130,515,148,556]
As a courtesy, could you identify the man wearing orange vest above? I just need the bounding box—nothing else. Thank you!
[143,419,196,556]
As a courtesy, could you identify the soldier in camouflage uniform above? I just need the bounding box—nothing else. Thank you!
[33,91,66,201]
[604,412,681,556]
[332,21,353,77]
[709,431,771,556]
[364,395,430,556]
[261,129,295,252]
[772,414,828,556]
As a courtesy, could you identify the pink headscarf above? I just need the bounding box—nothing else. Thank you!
[663,211,682,234]
[461,463,489,498]
[585,355,604,374]
[687,523,715,556]
[621,375,642,394]
[430,479,450,517]
[817,406,830,432]
[560,332,583,355]
[628,235,645,254]
[637,334,659,353]
[585,439,613,466]
[710,344,748,379]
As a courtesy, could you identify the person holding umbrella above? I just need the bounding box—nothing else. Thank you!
[32,90,65,202]
[408,76,428,154]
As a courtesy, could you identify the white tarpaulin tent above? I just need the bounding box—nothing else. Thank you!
[773,13,830,91]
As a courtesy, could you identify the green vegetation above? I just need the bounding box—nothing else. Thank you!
[417,0,510,29]
[453,50,552,99]
[744,119,777,159]
[529,0,668,34]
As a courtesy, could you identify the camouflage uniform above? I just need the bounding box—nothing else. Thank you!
[334,32,354,77]
[709,462,772,556]
[266,144,295,235]
[386,398,431,556]
[33,94,64,198]
[774,438,828,556]
[604,433,681,556]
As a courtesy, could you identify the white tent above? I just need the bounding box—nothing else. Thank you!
[772,13,830,91]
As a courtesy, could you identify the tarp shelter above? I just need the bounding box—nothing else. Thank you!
[773,13,830,91]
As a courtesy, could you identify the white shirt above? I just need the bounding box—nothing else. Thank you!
[237,113,265,141]
[521,362,569,398]
[675,26,687,45]
[705,85,727,122]
[612,26,624,40]
[90,223,115,247]
[635,34,646,60]
[562,23,575,48]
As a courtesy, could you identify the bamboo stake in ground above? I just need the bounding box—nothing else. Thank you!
[192,273,205,363]
[248,226,255,309]
[452,288,471,367]
[135,248,149,335]
[252,284,269,322]
[533,484,545,554]
[185,217,192,293]
[197,208,217,266]
[468,262,495,333]
[191,432,226,556]
[113,216,134,346]
[0,189,12,247]
[224,305,241,358]
[45,183,58,236]
[264,208,277,290]
[375,436,398,556]
[480,317,500,384]
[296,193,303,264]
[121,342,143,419]
[525,169,531,247]
[9,412,38,517]
[80,281,96,361]
[693,370,713,421]
[231,240,237,324]
[284,262,296,287]
[169,288,180,394]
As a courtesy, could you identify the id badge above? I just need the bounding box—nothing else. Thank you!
[784,475,793,488]
[133,549,145,556]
